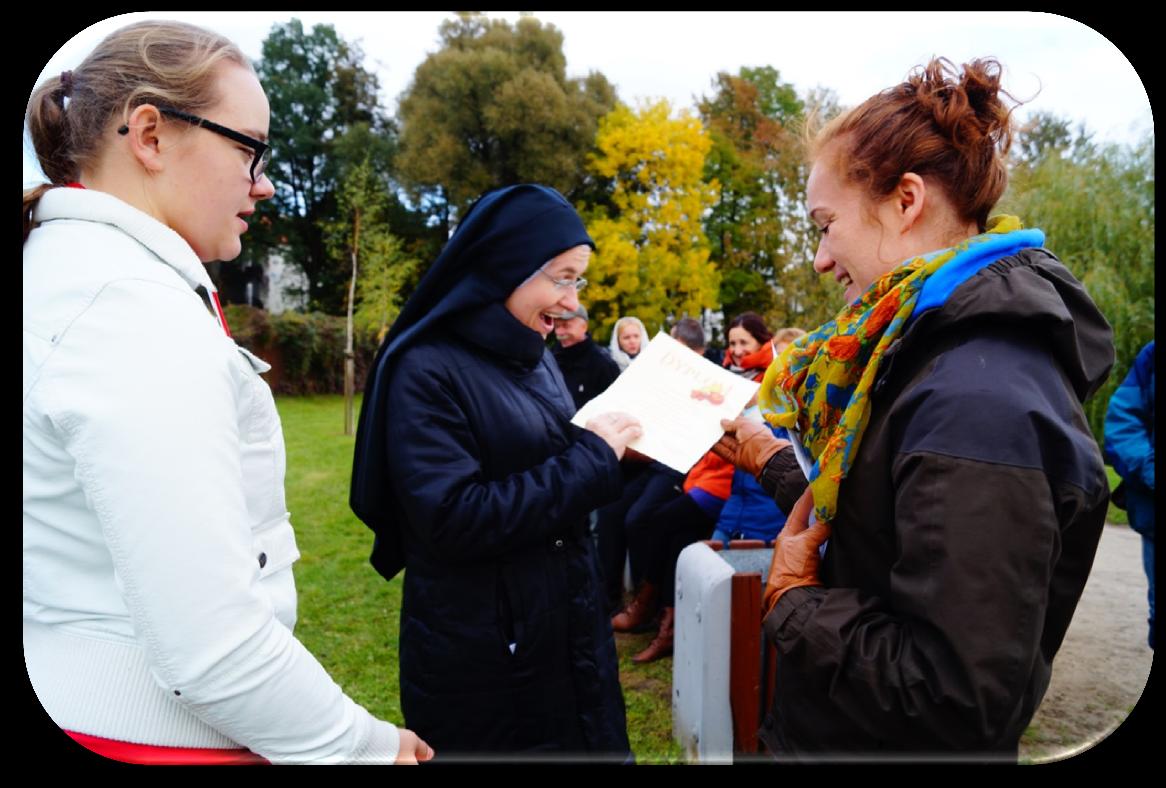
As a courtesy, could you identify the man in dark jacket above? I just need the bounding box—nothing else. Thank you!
[552,304,620,411]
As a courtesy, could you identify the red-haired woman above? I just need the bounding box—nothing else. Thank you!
[717,58,1113,759]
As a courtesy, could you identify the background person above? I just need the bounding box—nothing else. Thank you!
[711,324,805,545]
[716,57,1113,759]
[1104,339,1155,650]
[23,20,429,764]
[552,303,621,411]
[610,324,734,663]
[609,315,647,371]
[351,184,641,760]
[724,311,775,380]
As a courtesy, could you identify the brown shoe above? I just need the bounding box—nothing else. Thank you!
[632,607,674,663]
[611,582,659,633]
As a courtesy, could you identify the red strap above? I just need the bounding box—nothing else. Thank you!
[65,182,86,189]
[65,730,268,765]
[210,290,232,337]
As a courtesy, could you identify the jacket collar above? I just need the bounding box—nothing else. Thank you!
[553,335,596,361]
[449,301,547,370]
[885,248,1114,403]
[33,187,216,295]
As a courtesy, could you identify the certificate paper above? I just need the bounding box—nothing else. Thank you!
[572,332,760,474]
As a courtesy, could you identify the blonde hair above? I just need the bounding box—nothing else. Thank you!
[772,327,807,346]
[24,20,251,241]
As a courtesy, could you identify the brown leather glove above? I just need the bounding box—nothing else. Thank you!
[762,487,830,617]
[713,417,790,479]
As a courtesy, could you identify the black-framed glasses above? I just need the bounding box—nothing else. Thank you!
[118,107,272,184]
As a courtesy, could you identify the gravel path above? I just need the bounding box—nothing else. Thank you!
[1020,523,1154,763]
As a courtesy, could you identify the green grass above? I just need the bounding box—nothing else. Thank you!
[281,394,1130,763]
[1104,465,1129,525]
[277,394,681,762]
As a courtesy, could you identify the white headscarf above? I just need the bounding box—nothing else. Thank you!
[608,316,648,372]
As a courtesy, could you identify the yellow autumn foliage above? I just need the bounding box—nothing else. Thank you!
[582,100,721,342]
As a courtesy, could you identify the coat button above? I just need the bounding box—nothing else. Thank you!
[258,552,267,569]
[553,539,564,549]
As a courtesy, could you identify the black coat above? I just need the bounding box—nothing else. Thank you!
[383,312,630,758]
[552,336,621,411]
[758,248,1114,759]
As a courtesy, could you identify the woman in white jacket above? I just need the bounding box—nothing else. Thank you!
[22,20,431,765]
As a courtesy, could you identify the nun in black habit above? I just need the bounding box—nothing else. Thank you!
[351,184,642,760]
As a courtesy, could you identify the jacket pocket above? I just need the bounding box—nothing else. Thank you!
[496,566,519,657]
[251,514,300,578]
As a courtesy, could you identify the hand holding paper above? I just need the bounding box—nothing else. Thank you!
[572,332,760,473]
[584,411,643,461]
[714,417,791,480]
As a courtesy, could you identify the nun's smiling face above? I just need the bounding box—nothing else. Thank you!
[505,245,590,338]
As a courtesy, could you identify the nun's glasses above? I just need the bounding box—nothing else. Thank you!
[536,267,588,292]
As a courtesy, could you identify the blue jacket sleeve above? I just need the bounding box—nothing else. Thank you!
[384,349,623,564]
[1104,342,1155,491]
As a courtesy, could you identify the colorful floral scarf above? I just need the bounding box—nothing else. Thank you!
[757,216,1045,526]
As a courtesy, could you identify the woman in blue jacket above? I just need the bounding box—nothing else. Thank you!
[351,185,641,760]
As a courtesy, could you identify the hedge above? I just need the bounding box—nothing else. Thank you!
[225,305,383,396]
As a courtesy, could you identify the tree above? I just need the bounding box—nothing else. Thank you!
[1012,110,1099,168]
[582,100,720,341]
[323,155,418,432]
[698,70,840,339]
[396,12,618,233]
[324,158,418,340]
[1001,127,1154,444]
[251,19,395,313]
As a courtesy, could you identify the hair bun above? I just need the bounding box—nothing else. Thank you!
[911,57,1013,156]
[810,55,1022,231]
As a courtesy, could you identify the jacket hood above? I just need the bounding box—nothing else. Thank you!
[907,247,1114,403]
[608,316,647,369]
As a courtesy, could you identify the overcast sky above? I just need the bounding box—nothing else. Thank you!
[24,11,1152,186]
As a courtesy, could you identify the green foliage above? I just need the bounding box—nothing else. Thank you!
[224,302,275,348]
[225,305,381,395]
[396,12,618,230]
[584,100,721,342]
[1013,110,1076,165]
[253,20,396,313]
[1105,466,1129,526]
[698,72,843,340]
[353,233,417,343]
[322,156,419,344]
[1000,130,1154,444]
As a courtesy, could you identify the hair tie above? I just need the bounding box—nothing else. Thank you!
[55,70,74,111]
